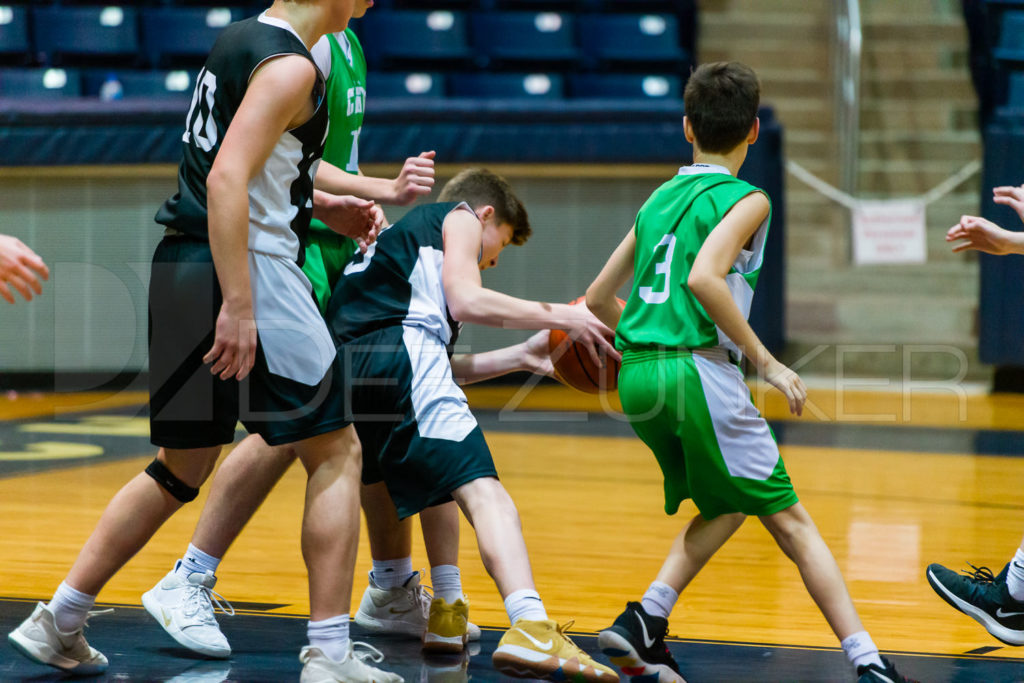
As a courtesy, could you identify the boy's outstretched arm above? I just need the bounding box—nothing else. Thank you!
[442,209,619,364]
[688,192,807,416]
[586,228,636,330]
[314,151,436,205]
[450,330,554,385]
[947,214,1024,255]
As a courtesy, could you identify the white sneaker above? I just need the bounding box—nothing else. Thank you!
[354,572,481,642]
[7,602,109,675]
[299,643,404,683]
[142,567,234,658]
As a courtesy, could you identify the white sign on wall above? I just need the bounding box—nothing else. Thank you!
[851,199,927,265]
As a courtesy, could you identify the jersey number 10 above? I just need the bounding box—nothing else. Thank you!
[183,68,218,152]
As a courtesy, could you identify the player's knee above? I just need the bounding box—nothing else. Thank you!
[145,458,201,503]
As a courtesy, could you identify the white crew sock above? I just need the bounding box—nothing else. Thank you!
[308,614,350,663]
[430,564,463,603]
[371,557,415,590]
[47,581,96,633]
[177,543,221,579]
[1007,548,1024,602]
[504,588,548,625]
[640,581,679,619]
[841,631,883,671]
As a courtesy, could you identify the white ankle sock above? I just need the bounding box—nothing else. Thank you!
[371,557,414,590]
[504,588,547,625]
[308,614,350,663]
[640,581,679,619]
[430,564,463,603]
[1007,549,1024,602]
[48,581,96,633]
[841,631,883,670]
[177,543,221,579]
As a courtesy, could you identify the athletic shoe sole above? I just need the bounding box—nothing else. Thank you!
[353,610,425,638]
[141,589,231,658]
[927,567,1024,646]
[598,628,685,683]
[492,644,616,683]
[422,631,467,654]
[8,630,107,676]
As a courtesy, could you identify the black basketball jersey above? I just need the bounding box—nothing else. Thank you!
[155,13,328,265]
[329,202,466,349]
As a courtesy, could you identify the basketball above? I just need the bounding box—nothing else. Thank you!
[547,296,623,394]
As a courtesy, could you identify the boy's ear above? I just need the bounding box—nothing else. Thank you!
[747,117,760,144]
[477,205,495,224]
[683,116,696,144]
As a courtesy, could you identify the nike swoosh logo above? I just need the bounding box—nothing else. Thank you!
[635,612,655,649]
[388,607,413,615]
[514,627,553,651]
[997,607,1024,618]
[161,608,172,628]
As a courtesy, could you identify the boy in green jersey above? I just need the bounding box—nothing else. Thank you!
[585,62,915,683]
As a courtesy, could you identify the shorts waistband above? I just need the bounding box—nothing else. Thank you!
[621,346,733,365]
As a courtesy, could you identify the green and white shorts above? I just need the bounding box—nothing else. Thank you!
[618,347,798,519]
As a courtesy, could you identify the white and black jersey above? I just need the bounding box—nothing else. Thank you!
[155,12,328,266]
[329,202,472,350]
[152,12,337,388]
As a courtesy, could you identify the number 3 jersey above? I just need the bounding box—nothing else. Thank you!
[155,12,328,265]
[615,164,771,358]
[153,12,336,387]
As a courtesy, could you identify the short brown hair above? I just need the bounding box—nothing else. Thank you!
[683,61,760,154]
[438,168,531,245]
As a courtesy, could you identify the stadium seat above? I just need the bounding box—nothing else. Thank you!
[141,7,250,67]
[367,71,446,98]
[448,72,564,99]
[32,6,140,66]
[81,69,195,99]
[0,5,29,64]
[994,10,1024,62]
[578,13,688,68]
[569,73,682,100]
[358,10,472,69]
[0,67,81,97]
[470,12,578,67]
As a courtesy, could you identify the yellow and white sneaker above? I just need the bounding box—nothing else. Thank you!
[422,597,469,654]
[492,618,619,682]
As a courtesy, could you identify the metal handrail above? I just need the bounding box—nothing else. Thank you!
[834,0,862,197]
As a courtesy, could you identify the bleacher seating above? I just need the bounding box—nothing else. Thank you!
[368,71,447,99]
[359,10,474,69]
[32,6,141,66]
[993,10,1024,62]
[0,6,30,65]
[448,72,565,99]
[470,12,578,67]
[1,1,697,105]
[578,13,688,68]
[141,7,251,68]
[0,67,81,97]
[568,73,681,99]
[81,69,194,98]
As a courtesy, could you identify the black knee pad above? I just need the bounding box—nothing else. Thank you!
[145,458,200,503]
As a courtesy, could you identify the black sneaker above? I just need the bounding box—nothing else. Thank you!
[856,656,918,683]
[597,602,684,683]
[926,562,1024,645]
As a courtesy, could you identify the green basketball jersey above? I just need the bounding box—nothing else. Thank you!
[615,164,771,359]
[309,29,367,238]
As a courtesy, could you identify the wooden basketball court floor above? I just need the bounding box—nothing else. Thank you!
[3,383,1024,681]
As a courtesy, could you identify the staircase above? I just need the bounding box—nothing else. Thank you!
[698,0,984,379]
